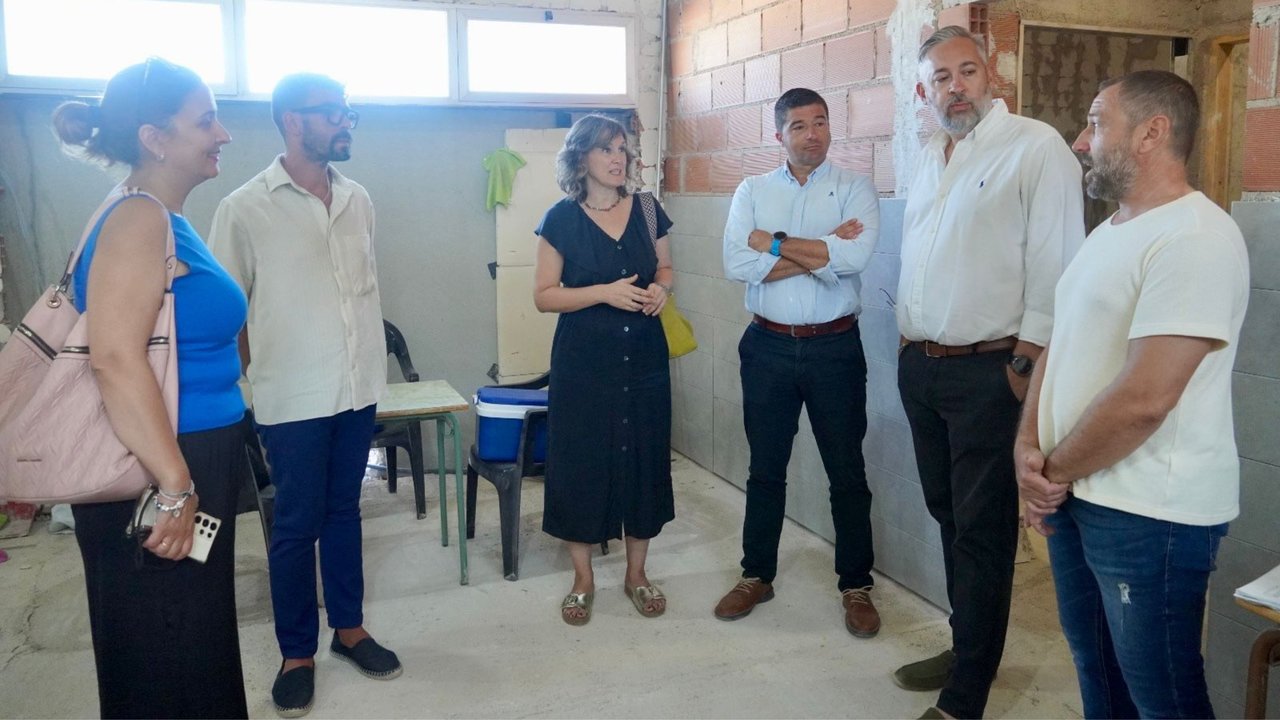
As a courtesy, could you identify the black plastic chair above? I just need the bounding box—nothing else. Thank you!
[465,373,606,580]
[373,320,430,518]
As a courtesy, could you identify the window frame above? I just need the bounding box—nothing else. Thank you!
[0,0,238,95]
[456,7,636,108]
[0,0,637,108]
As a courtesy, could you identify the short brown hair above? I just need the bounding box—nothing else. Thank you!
[1100,70,1200,162]
[555,114,639,202]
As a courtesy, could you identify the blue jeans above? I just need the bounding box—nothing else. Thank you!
[1046,496,1226,719]
[258,405,376,659]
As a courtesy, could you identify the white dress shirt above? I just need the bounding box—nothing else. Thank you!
[723,160,880,325]
[208,156,385,426]
[897,102,1085,346]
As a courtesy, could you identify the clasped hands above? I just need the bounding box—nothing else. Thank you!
[1015,440,1068,537]
[600,274,669,315]
[746,218,864,253]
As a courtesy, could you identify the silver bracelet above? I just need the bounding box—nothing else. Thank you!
[656,282,673,296]
[153,493,190,518]
[156,480,195,502]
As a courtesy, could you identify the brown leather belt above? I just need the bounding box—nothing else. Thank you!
[900,335,1017,358]
[753,314,857,338]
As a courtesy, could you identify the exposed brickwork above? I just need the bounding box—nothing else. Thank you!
[847,0,895,30]
[781,42,825,90]
[803,0,848,42]
[762,0,802,52]
[665,0,897,195]
[712,64,745,108]
[1244,106,1280,191]
[727,13,762,62]
[825,31,876,87]
[1248,22,1276,101]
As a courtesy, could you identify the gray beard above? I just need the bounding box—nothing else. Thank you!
[1083,155,1137,201]
[937,95,991,136]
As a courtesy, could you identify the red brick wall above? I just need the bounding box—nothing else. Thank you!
[1244,2,1280,192]
[664,0,898,195]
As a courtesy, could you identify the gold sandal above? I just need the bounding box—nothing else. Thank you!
[560,591,593,626]
[624,583,666,618]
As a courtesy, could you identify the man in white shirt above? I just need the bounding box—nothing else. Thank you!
[717,88,882,637]
[894,27,1084,719]
[209,74,397,719]
[1017,70,1248,720]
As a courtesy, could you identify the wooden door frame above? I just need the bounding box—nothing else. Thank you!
[1202,33,1249,209]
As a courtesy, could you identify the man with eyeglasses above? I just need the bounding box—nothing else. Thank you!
[209,73,397,719]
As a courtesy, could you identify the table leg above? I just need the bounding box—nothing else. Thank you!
[445,412,469,586]
[1245,628,1280,719]
[436,418,448,547]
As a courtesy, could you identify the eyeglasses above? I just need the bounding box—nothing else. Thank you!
[292,104,359,129]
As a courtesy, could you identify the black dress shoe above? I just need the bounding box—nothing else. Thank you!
[330,631,403,680]
[272,664,314,718]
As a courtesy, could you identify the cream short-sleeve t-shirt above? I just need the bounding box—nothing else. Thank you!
[1037,192,1249,526]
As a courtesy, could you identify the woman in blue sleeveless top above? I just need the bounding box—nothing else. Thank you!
[53,59,248,719]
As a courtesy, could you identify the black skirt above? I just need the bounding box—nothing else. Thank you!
[72,419,249,719]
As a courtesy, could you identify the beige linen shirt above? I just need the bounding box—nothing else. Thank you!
[208,156,385,426]
[898,102,1085,346]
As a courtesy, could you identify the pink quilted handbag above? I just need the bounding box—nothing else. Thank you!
[0,187,178,504]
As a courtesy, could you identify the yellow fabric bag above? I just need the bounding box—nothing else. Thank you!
[658,301,697,358]
[638,192,698,358]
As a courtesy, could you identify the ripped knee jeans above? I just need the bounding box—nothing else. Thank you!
[1046,496,1226,719]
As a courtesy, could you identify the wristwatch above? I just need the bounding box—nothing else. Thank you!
[769,231,788,257]
[1009,354,1035,377]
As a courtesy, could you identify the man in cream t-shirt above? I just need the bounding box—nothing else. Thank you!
[1016,70,1248,720]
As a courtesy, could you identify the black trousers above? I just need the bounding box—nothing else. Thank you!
[897,344,1021,719]
[738,321,874,590]
[72,421,249,719]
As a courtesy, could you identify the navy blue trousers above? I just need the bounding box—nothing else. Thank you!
[258,405,376,659]
[737,321,874,591]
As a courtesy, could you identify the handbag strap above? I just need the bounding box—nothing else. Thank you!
[638,191,659,247]
[57,186,178,297]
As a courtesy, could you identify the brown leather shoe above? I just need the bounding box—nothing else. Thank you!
[714,577,774,620]
[842,586,880,638]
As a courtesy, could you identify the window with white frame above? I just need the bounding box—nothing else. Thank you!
[1,0,229,89]
[0,0,636,107]
[242,0,450,99]
[461,13,631,102]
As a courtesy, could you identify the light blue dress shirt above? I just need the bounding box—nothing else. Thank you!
[722,159,880,325]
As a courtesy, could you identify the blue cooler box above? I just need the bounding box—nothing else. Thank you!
[474,387,549,462]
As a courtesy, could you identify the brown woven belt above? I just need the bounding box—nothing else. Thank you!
[900,335,1017,358]
[753,314,857,338]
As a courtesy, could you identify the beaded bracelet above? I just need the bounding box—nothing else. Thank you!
[153,493,190,518]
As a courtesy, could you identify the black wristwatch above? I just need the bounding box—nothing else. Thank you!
[769,231,788,257]
[1009,354,1035,377]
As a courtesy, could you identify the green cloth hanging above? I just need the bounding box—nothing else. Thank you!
[482,148,527,211]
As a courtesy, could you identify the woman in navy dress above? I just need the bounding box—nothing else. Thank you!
[533,115,676,625]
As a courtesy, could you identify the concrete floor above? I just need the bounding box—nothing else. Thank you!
[0,453,1083,719]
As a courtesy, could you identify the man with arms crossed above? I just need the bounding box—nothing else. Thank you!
[210,73,399,718]
[717,87,881,637]
[1018,70,1248,720]
[895,26,1085,719]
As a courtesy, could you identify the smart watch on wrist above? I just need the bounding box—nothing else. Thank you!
[1009,354,1035,377]
[769,231,788,257]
